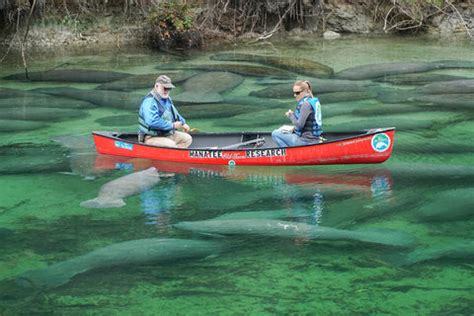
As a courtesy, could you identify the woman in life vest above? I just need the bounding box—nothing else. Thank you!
[271,80,323,148]
[138,75,192,148]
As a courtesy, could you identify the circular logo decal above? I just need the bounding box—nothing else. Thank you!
[228,160,236,167]
[371,133,391,152]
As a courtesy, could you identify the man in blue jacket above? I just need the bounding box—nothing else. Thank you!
[138,75,192,148]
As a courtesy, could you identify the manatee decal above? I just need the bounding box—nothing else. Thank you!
[371,133,391,152]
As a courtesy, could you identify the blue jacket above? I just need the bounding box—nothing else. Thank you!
[138,92,185,135]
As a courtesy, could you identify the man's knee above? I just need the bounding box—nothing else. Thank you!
[145,137,178,148]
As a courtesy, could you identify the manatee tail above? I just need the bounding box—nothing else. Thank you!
[352,228,417,248]
[16,267,74,289]
[80,197,126,208]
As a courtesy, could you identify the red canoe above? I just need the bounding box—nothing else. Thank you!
[92,127,395,166]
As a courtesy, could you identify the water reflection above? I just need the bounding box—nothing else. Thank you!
[92,154,394,228]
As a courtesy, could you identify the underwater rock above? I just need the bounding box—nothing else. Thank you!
[80,167,161,208]
[174,219,416,248]
[17,238,225,289]
[335,62,437,80]
[4,69,131,83]
[210,52,334,77]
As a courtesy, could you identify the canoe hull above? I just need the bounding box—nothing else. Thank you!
[92,129,394,166]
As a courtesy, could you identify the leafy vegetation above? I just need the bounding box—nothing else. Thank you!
[146,1,201,51]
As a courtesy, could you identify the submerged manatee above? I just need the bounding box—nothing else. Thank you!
[386,240,474,266]
[173,71,243,104]
[416,79,474,95]
[0,143,70,174]
[250,79,370,98]
[51,134,108,179]
[96,70,198,91]
[412,94,474,109]
[0,119,48,132]
[0,107,87,121]
[210,52,334,77]
[215,108,287,128]
[0,96,96,109]
[174,219,416,248]
[376,73,469,85]
[4,69,130,83]
[213,207,312,221]
[33,87,141,110]
[335,62,437,80]
[17,238,224,289]
[415,187,473,222]
[80,167,161,208]
[352,103,424,116]
[178,103,257,119]
[431,60,474,69]
[162,63,295,78]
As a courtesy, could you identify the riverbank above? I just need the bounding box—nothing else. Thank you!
[0,0,472,54]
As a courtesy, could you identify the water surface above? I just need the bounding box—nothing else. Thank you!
[0,35,473,314]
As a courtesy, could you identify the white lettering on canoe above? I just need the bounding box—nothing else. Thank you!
[189,150,223,159]
[246,148,286,158]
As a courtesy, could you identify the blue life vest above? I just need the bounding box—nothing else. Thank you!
[138,93,178,136]
[294,96,322,137]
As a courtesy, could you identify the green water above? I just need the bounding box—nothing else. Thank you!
[0,35,473,314]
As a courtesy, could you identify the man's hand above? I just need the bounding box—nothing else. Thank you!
[285,109,294,117]
[173,121,183,129]
[182,124,191,132]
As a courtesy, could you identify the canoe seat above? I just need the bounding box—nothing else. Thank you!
[221,137,265,150]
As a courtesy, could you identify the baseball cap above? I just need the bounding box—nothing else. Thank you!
[155,75,175,89]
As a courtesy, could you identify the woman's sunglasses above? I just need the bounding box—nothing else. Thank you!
[293,90,303,96]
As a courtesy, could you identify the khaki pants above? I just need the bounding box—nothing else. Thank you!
[144,131,192,148]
